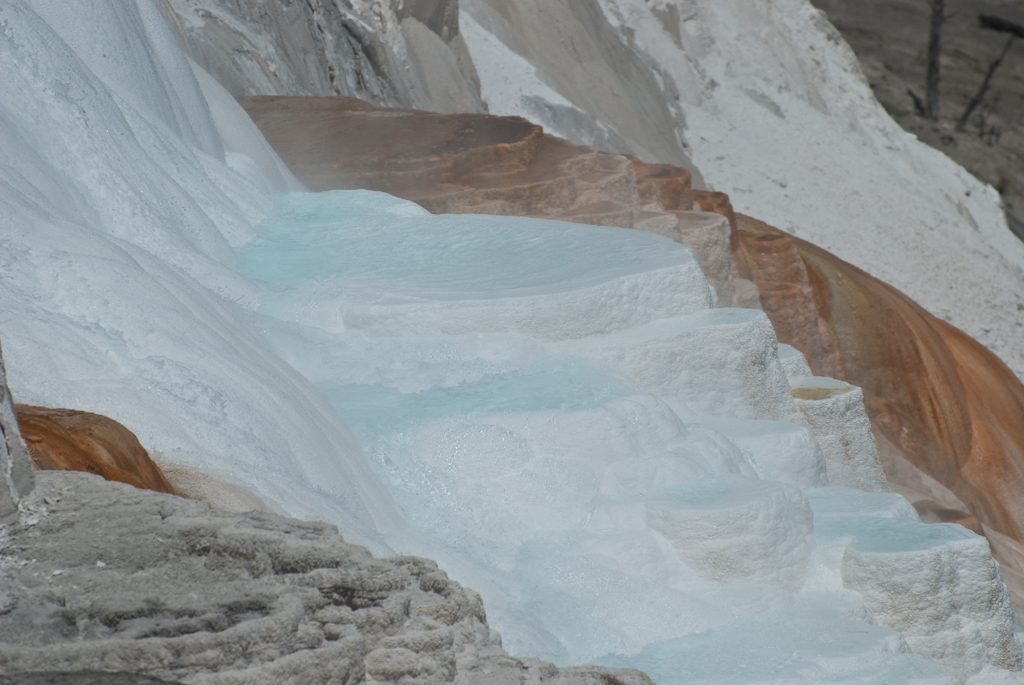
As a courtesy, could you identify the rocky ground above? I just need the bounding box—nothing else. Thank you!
[0,471,652,685]
[811,0,1024,239]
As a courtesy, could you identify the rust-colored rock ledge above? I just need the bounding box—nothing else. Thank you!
[15,404,175,495]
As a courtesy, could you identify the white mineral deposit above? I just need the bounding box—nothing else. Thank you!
[1,1,1023,683]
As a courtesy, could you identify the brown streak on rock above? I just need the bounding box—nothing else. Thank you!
[629,155,693,212]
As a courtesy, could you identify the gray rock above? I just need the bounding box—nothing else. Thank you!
[0,338,33,522]
[0,673,183,684]
[462,0,704,182]
[0,472,652,685]
[154,0,484,114]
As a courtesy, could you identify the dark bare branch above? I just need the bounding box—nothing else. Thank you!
[907,88,927,116]
[980,14,1024,39]
[925,0,945,119]
[957,32,1017,131]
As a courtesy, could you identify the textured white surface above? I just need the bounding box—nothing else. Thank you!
[777,343,813,378]
[792,376,888,491]
[810,487,1021,680]
[551,309,798,422]
[694,416,828,487]
[844,530,1020,679]
[236,191,715,340]
[645,476,815,588]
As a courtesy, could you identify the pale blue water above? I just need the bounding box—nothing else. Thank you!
[327,355,637,437]
[589,474,791,512]
[237,190,689,297]
[806,487,973,553]
[597,604,953,684]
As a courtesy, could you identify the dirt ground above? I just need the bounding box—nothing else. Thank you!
[811,0,1024,240]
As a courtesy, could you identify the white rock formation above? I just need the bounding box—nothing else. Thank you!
[241,187,1019,680]
[810,487,1023,682]
[791,376,889,491]
[777,342,814,379]
[840,519,1021,681]
[552,309,800,423]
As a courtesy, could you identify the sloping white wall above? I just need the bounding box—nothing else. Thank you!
[0,0,402,545]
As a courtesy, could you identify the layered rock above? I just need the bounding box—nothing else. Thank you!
[0,470,652,685]
[14,405,175,496]
[0,340,34,521]
[237,95,757,308]
[237,177,1021,681]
